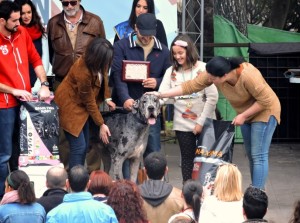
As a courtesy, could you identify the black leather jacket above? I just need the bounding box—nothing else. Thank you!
[47,6,106,79]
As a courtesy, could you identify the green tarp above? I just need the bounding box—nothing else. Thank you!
[213,15,300,142]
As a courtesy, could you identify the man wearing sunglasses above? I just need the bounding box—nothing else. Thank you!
[47,0,106,171]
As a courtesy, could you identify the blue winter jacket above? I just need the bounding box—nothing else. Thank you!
[110,32,171,106]
[46,192,118,223]
[0,202,46,223]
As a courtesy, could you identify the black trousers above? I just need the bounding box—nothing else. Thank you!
[175,131,197,182]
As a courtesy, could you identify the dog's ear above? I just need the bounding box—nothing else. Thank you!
[132,99,139,114]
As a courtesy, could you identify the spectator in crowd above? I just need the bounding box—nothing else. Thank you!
[159,34,218,182]
[88,170,113,202]
[0,0,50,199]
[113,0,168,46]
[107,179,149,223]
[110,13,171,178]
[139,152,184,223]
[149,55,281,190]
[168,180,203,223]
[47,0,107,172]
[199,163,244,223]
[46,165,118,223]
[289,200,300,223]
[243,186,268,223]
[37,166,68,214]
[55,37,115,170]
[0,170,46,222]
[14,0,49,89]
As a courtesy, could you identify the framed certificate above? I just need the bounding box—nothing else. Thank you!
[122,60,150,82]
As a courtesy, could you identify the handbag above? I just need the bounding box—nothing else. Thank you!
[19,95,60,166]
[192,118,235,185]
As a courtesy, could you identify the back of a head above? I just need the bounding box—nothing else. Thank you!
[182,180,203,222]
[7,170,36,204]
[0,1,20,21]
[88,170,113,196]
[107,180,147,223]
[213,163,243,202]
[84,37,114,75]
[46,166,68,189]
[144,152,167,180]
[68,165,89,192]
[243,186,268,220]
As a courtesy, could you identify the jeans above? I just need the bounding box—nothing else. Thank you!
[64,121,89,170]
[241,115,277,189]
[122,116,161,179]
[0,107,19,197]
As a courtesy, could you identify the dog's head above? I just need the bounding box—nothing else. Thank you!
[132,94,161,125]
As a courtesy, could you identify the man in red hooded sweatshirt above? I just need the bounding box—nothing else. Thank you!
[0,1,50,200]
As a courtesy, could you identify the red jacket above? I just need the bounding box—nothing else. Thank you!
[0,26,42,108]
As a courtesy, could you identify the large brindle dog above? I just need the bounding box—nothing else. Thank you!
[99,94,161,182]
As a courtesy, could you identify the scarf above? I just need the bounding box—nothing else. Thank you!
[0,190,20,205]
[24,25,42,41]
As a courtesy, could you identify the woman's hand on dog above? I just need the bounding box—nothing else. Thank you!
[100,124,111,144]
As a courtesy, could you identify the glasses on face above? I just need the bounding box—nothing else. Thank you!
[61,1,77,7]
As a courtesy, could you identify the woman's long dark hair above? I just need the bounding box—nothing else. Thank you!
[84,38,114,76]
[14,0,46,36]
[7,170,36,204]
[128,0,155,29]
[182,180,203,222]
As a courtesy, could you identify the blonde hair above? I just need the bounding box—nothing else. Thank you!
[213,164,243,201]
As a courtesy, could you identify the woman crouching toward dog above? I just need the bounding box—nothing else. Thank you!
[55,38,116,170]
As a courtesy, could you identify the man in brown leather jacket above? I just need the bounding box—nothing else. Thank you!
[47,0,106,170]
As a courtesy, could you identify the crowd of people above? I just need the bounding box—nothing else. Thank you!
[2,152,300,223]
[0,0,294,222]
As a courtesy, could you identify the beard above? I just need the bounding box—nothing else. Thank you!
[64,7,80,17]
[5,25,18,34]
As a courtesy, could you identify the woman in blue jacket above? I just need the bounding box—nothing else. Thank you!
[0,170,46,222]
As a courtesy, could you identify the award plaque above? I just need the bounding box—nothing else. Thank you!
[122,60,150,82]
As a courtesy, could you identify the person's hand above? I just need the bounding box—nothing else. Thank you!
[99,124,111,144]
[123,99,134,111]
[193,124,203,135]
[232,113,246,126]
[12,89,32,101]
[38,85,51,101]
[144,91,161,97]
[106,100,116,111]
[142,78,157,89]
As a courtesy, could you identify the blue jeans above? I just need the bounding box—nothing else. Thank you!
[241,115,277,189]
[64,121,89,170]
[0,107,19,197]
[122,116,161,179]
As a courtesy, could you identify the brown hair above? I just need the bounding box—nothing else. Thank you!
[88,170,113,196]
[170,34,199,71]
[7,170,36,204]
[107,180,148,223]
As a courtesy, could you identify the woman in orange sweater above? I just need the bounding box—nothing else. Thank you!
[148,56,281,190]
